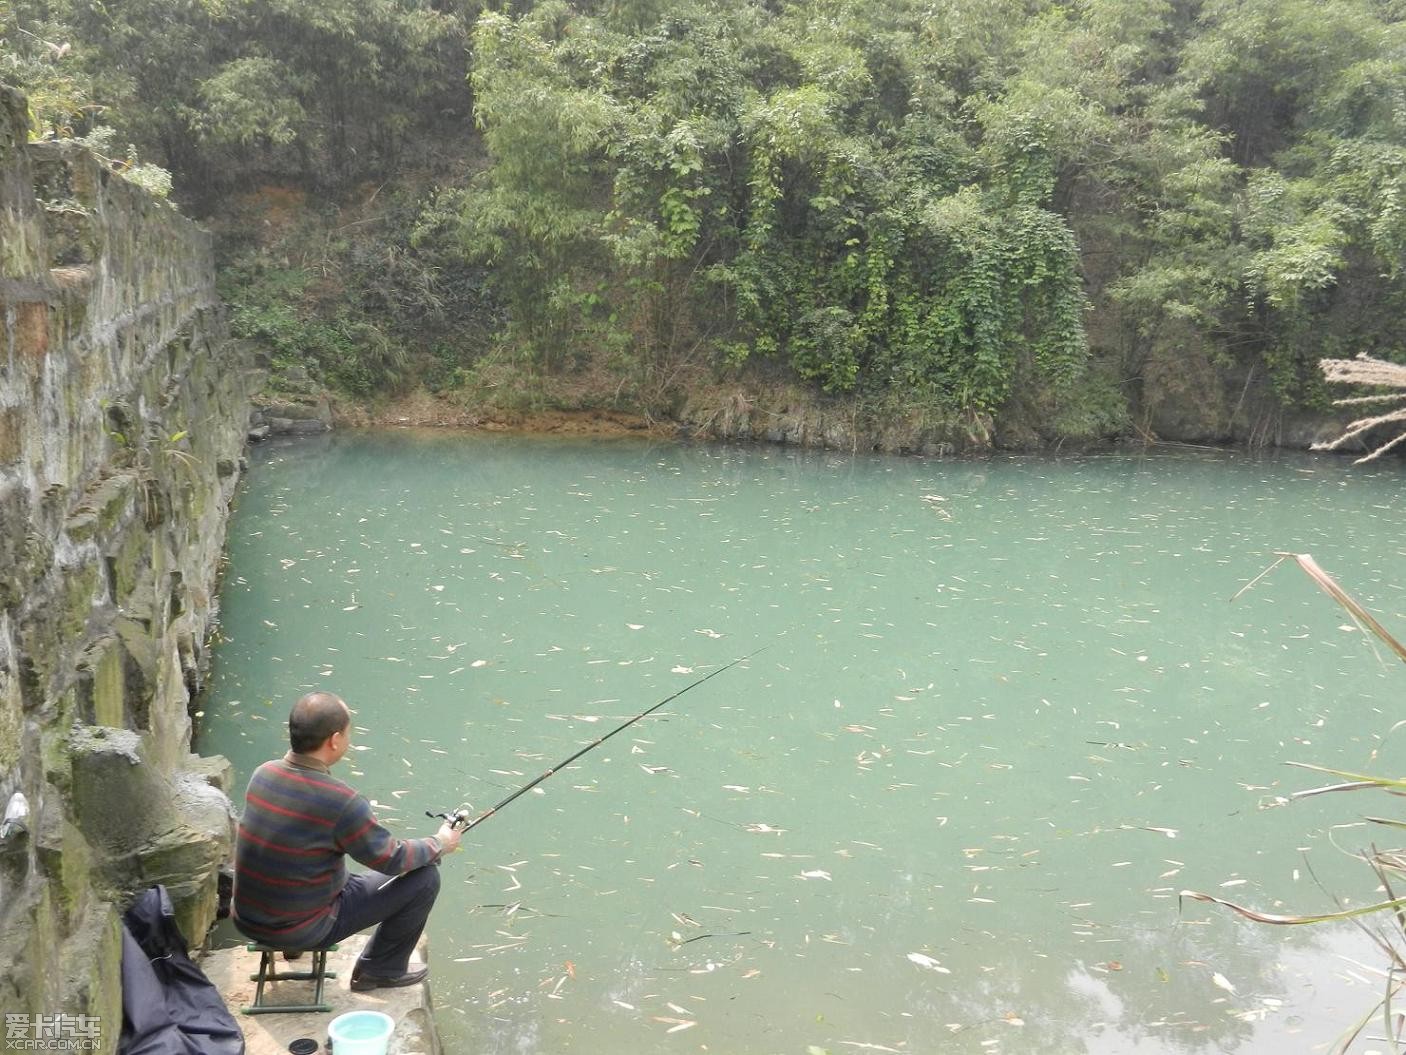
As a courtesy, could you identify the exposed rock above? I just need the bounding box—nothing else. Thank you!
[269,417,330,435]
[255,392,333,436]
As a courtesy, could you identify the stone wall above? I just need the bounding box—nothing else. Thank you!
[0,85,253,1039]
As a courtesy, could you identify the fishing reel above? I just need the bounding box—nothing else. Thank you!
[427,806,473,831]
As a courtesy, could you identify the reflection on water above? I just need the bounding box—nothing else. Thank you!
[203,432,1405,1053]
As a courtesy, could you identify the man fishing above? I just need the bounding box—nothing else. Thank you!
[232,691,462,990]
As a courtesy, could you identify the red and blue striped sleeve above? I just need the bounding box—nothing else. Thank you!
[332,794,440,874]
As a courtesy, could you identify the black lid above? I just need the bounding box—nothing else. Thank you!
[288,1039,320,1055]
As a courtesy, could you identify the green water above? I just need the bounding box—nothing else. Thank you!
[202,431,1406,1054]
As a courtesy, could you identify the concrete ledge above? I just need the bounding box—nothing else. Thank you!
[202,934,440,1055]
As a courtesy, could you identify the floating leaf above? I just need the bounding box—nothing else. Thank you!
[906,952,950,973]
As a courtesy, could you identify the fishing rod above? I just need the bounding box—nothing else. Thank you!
[429,647,766,834]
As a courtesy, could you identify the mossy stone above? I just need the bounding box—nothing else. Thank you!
[0,674,20,776]
[35,800,94,928]
[60,558,101,641]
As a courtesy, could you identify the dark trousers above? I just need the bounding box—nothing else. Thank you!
[325,863,441,977]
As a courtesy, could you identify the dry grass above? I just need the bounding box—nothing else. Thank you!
[1314,355,1406,463]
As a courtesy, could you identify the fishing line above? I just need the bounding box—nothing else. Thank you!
[430,646,767,833]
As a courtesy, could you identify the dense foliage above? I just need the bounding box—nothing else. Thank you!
[457,0,1092,413]
[3,0,475,200]
[3,0,1404,431]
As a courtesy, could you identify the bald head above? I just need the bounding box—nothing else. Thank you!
[289,691,350,754]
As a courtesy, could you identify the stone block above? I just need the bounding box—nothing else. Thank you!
[136,770,233,944]
[258,394,331,424]
[268,417,330,435]
[67,726,166,854]
[69,728,232,940]
[13,301,50,361]
[49,266,92,292]
[0,405,21,467]
[54,281,89,339]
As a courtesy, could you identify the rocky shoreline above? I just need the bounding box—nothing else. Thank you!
[248,380,1359,459]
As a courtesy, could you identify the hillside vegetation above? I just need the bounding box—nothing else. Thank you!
[5,0,1404,442]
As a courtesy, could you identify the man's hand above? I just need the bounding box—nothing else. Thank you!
[435,821,463,855]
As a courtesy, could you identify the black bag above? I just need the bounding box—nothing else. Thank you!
[118,886,245,1055]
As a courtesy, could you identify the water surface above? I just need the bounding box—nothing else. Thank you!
[202,432,1406,1054]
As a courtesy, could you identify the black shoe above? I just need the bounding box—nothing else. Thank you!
[350,964,428,992]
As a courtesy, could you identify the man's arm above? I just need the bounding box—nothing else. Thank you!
[333,794,442,874]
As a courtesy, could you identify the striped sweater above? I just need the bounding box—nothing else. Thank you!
[232,751,441,948]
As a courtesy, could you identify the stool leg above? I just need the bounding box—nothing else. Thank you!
[249,950,273,1011]
[311,949,327,1007]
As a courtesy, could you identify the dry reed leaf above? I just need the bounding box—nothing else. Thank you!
[1286,554,1406,662]
[1179,890,1406,926]
[1287,763,1406,794]
[1236,552,1406,663]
